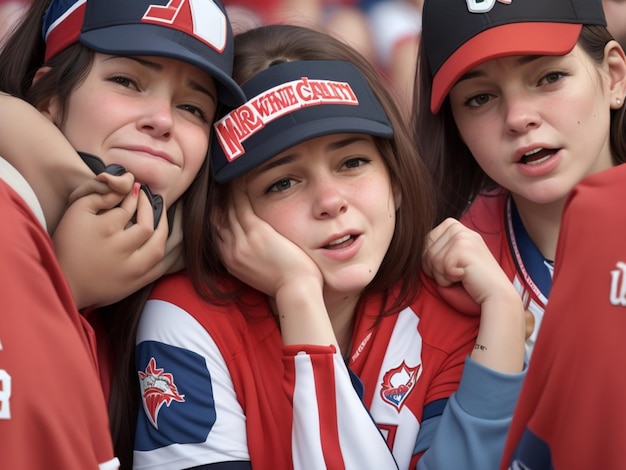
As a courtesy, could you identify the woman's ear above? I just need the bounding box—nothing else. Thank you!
[605,40,626,109]
[32,66,61,123]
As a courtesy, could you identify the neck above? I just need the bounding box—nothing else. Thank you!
[511,194,568,260]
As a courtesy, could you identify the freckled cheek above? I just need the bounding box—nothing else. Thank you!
[255,204,306,247]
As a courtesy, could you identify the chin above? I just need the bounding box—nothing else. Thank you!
[323,265,379,294]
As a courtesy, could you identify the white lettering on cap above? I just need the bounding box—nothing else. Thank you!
[214,77,359,162]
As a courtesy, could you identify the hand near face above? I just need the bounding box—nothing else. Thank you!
[53,172,183,309]
[423,218,525,373]
[216,185,324,299]
[423,218,515,306]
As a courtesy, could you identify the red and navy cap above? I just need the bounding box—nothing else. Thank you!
[422,0,607,113]
[210,60,394,183]
[42,0,245,106]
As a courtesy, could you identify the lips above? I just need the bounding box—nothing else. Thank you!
[519,147,558,165]
[324,234,355,250]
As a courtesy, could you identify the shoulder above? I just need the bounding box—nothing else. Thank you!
[407,276,480,350]
[565,164,626,215]
[461,191,507,232]
[145,272,277,352]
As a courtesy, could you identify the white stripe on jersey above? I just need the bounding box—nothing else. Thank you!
[291,350,399,469]
[291,353,328,468]
[98,457,120,470]
[369,307,422,470]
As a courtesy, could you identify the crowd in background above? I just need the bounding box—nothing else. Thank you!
[0,0,423,109]
[4,0,626,113]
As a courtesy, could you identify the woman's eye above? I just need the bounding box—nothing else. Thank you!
[540,71,565,85]
[179,104,208,122]
[343,157,370,169]
[465,93,492,108]
[109,76,137,89]
[267,178,295,193]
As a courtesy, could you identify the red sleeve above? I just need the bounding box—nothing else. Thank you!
[501,164,626,469]
[0,180,118,469]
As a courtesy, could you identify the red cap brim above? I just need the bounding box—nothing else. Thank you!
[430,22,583,113]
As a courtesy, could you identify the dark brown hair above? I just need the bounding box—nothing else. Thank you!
[412,25,626,223]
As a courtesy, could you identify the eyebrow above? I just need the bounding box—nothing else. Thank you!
[105,55,217,103]
[252,136,371,177]
[456,55,543,83]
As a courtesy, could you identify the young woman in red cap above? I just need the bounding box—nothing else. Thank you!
[0,0,244,468]
[414,0,626,358]
[132,24,526,470]
[415,1,626,468]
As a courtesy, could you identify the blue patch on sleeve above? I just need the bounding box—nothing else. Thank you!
[134,341,216,451]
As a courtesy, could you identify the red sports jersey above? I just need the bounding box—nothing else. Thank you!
[0,179,118,469]
[501,164,626,470]
[462,193,550,357]
[133,273,480,469]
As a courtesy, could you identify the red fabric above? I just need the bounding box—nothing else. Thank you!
[501,164,626,469]
[0,180,117,469]
[143,272,478,468]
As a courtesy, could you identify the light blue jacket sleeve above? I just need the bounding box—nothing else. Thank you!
[416,357,526,470]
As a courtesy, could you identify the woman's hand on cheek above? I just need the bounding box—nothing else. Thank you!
[53,173,180,309]
[216,185,323,299]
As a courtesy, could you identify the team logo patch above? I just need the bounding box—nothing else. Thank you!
[466,0,511,14]
[141,0,228,52]
[380,361,420,411]
[138,357,185,429]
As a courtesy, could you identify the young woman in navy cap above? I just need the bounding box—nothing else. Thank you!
[132,24,526,470]
[0,0,244,468]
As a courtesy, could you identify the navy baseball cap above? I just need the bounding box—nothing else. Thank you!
[211,60,393,183]
[42,0,245,107]
[422,0,607,113]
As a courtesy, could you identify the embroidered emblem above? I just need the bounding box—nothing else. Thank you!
[610,261,626,306]
[138,357,185,429]
[466,0,512,14]
[215,77,359,161]
[380,361,420,411]
[142,0,228,52]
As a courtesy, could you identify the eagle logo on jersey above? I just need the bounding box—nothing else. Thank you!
[380,361,420,411]
[138,357,185,429]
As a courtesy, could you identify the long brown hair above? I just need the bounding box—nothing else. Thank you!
[413,25,626,223]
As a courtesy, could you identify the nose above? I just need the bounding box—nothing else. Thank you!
[137,95,174,138]
[503,93,542,135]
[311,176,348,219]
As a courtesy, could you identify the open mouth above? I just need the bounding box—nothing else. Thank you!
[519,148,557,165]
[324,234,356,250]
